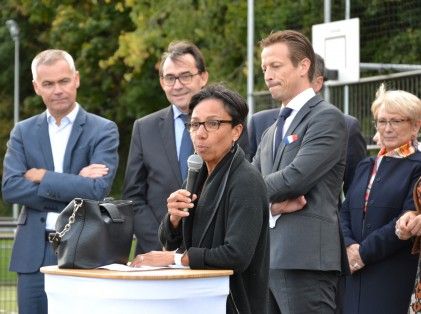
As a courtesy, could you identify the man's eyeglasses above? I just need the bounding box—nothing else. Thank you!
[161,72,200,86]
[185,120,233,132]
[372,118,410,129]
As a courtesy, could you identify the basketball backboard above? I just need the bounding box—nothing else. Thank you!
[312,18,360,82]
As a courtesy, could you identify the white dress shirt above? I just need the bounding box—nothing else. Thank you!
[45,103,79,230]
[269,88,316,228]
[172,105,188,160]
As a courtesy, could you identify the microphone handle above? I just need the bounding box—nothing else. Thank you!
[183,169,198,212]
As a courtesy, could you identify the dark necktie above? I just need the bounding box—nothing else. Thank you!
[179,114,193,181]
[273,107,293,158]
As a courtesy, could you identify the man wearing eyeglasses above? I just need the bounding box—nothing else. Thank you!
[122,41,208,254]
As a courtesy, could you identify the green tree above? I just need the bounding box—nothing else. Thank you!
[0,0,419,216]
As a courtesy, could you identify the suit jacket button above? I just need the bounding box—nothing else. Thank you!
[40,217,46,223]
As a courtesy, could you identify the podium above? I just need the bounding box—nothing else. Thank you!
[41,266,233,314]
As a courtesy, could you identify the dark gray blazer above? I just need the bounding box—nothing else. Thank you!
[123,106,184,254]
[248,108,366,194]
[159,146,269,314]
[123,105,250,254]
[253,95,347,271]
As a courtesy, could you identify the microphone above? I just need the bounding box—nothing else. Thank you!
[183,154,203,211]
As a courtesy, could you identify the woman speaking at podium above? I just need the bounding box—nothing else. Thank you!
[131,84,269,314]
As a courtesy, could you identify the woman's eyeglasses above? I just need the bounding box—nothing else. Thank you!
[185,120,233,132]
[372,118,410,130]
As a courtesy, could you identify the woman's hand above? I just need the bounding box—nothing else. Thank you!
[396,211,417,240]
[406,213,421,237]
[129,251,175,267]
[346,243,365,274]
[167,189,197,228]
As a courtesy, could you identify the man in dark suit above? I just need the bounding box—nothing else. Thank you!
[123,41,250,255]
[122,41,209,254]
[2,49,119,314]
[253,30,347,313]
[248,54,366,194]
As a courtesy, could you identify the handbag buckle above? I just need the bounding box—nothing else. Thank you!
[48,232,61,249]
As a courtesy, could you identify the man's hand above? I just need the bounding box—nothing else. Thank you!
[24,168,47,183]
[271,196,307,215]
[79,164,109,178]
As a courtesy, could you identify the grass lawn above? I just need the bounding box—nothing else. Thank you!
[0,286,17,314]
[0,238,16,283]
[0,238,17,313]
[0,236,137,313]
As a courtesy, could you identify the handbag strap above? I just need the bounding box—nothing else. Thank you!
[100,203,124,223]
[48,198,84,248]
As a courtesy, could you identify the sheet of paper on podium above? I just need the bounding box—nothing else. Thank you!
[98,263,189,272]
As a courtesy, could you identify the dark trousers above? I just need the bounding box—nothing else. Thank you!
[334,274,346,314]
[17,237,57,314]
[269,269,339,314]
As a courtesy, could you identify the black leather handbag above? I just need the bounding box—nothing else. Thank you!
[49,198,134,269]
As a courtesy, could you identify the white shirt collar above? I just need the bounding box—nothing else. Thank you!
[282,88,315,111]
[46,103,79,125]
[172,104,187,120]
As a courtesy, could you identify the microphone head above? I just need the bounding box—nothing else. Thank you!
[187,154,203,171]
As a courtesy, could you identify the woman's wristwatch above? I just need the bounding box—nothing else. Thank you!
[174,248,186,266]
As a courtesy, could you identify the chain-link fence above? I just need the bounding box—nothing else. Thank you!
[0,221,17,314]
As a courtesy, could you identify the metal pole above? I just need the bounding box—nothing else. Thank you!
[360,63,421,71]
[324,0,331,101]
[344,85,349,115]
[6,19,20,219]
[247,0,254,121]
[324,0,331,23]
[345,0,351,19]
[344,0,350,114]
[13,33,20,126]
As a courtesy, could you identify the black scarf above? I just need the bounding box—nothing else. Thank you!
[182,145,242,249]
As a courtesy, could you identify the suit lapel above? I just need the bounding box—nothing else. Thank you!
[258,124,277,175]
[159,107,183,185]
[62,108,86,173]
[259,109,278,139]
[272,95,323,171]
[37,113,55,171]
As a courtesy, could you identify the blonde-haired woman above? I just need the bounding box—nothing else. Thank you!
[340,84,421,313]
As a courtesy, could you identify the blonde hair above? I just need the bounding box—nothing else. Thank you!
[31,49,76,81]
[371,83,421,122]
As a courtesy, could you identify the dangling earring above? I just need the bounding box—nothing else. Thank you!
[231,139,237,152]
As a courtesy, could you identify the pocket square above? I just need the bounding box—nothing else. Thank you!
[284,134,299,144]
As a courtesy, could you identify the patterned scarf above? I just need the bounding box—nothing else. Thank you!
[364,140,418,211]
[378,140,418,158]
